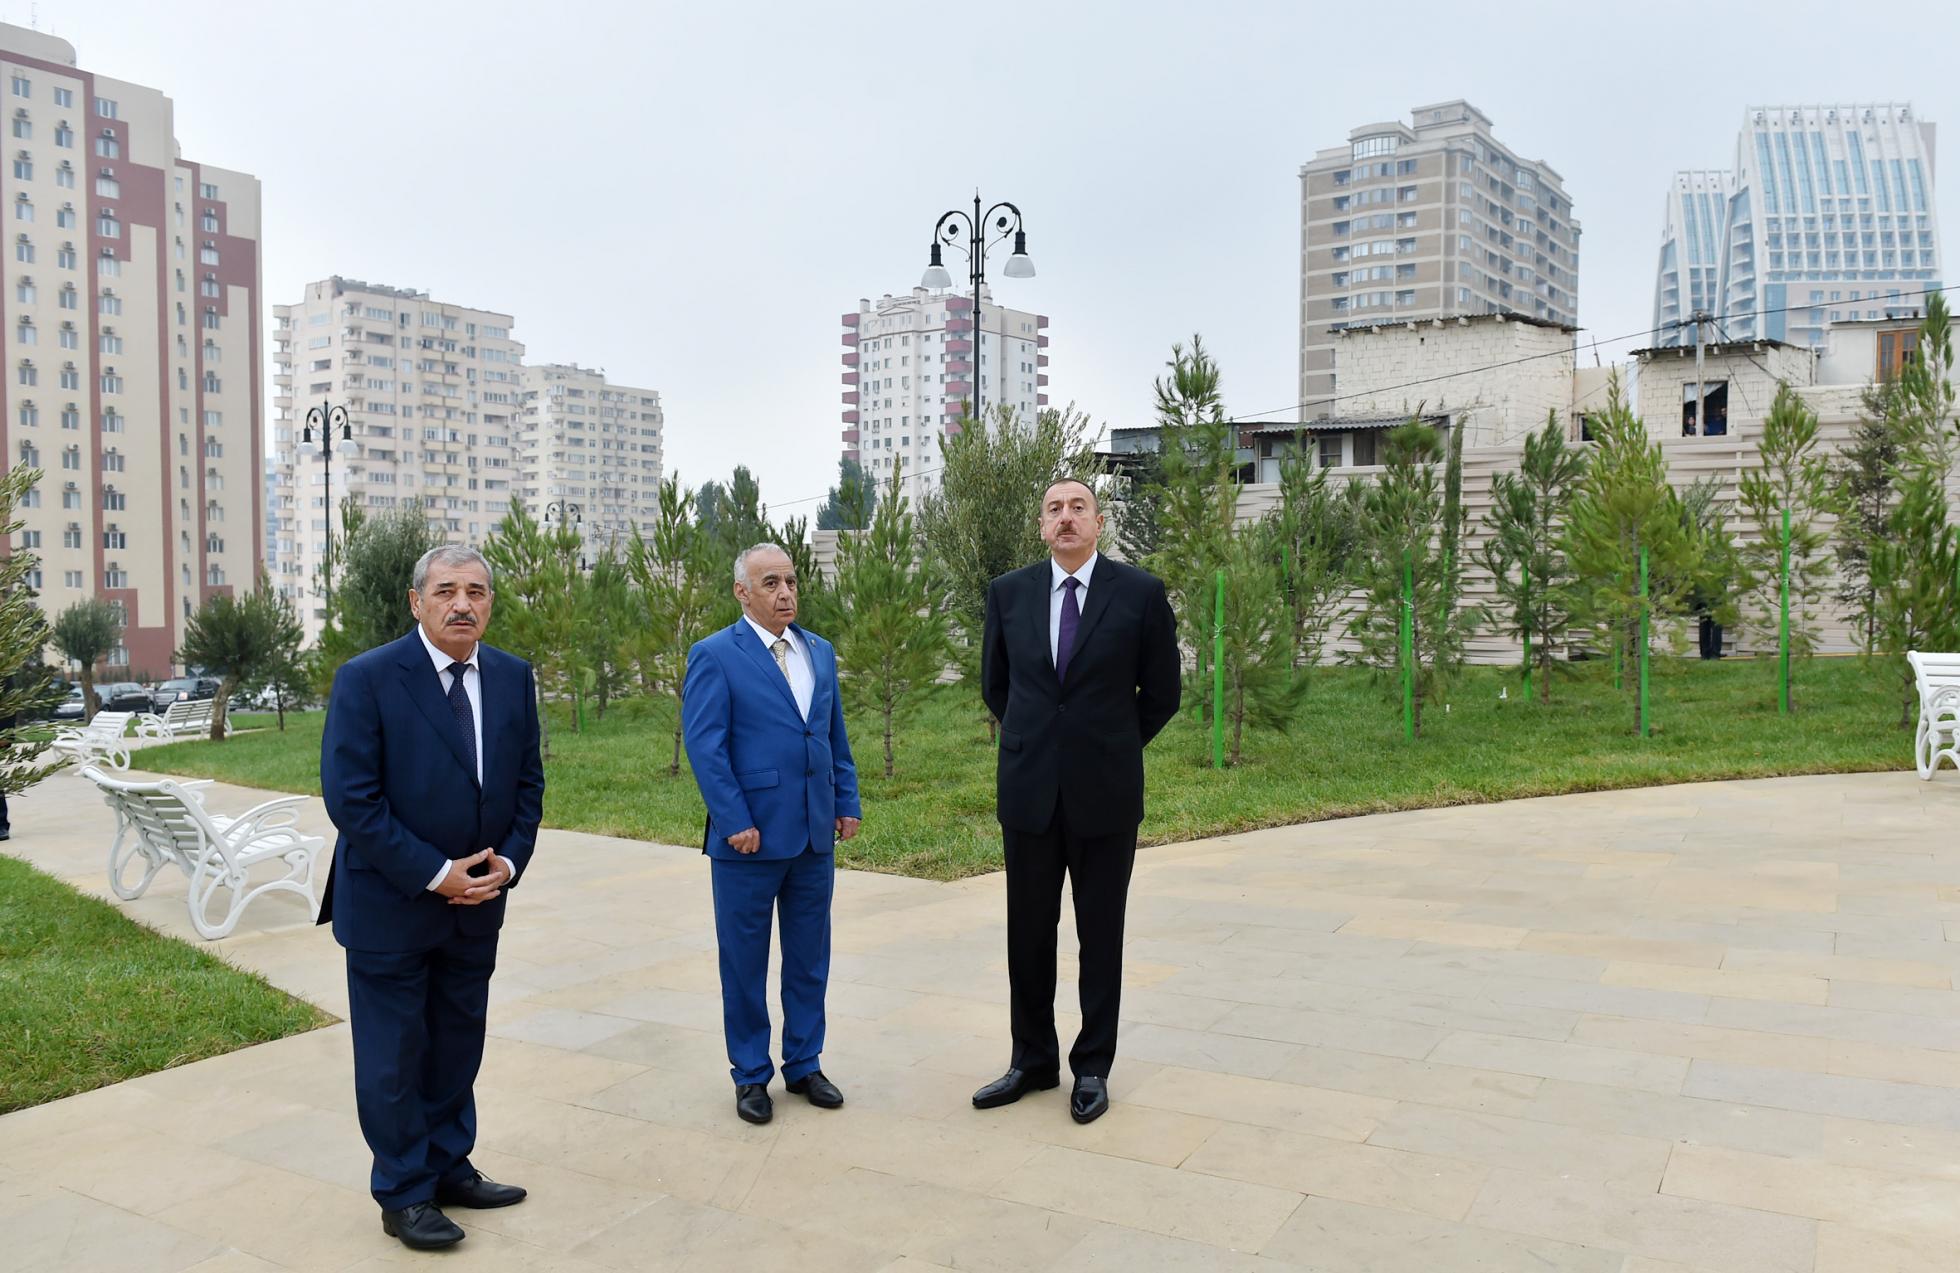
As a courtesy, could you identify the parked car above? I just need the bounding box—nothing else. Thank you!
[152,676,221,712]
[52,685,89,721]
[99,682,154,713]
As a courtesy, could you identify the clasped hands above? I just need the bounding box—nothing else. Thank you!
[438,848,512,905]
[725,817,861,855]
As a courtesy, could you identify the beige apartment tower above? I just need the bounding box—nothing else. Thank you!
[515,362,663,561]
[0,23,264,675]
[1298,101,1580,417]
[272,278,524,642]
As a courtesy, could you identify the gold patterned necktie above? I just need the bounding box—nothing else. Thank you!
[771,637,791,683]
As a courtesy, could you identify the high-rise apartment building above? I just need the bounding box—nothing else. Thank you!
[1652,104,1941,349]
[0,23,263,674]
[515,362,663,561]
[842,284,1048,506]
[272,277,523,641]
[1297,101,1580,416]
[1652,170,1737,341]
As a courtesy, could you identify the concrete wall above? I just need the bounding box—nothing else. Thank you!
[1332,315,1576,447]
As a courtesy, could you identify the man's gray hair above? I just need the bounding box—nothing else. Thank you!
[412,544,495,593]
[733,542,791,588]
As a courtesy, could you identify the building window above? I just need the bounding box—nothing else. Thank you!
[102,486,125,511]
[13,235,28,263]
[1878,328,1920,381]
[51,122,69,148]
[1681,381,1728,437]
[103,526,126,550]
[93,97,117,119]
[54,203,72,229]
[52,87,70,108]
[98,290,120,315]
[95,212,119,237]
[10,113,27,141]
[16,361,32,386]
[101,448,123,473]
[9,75,29,99]
[54,243,72,269]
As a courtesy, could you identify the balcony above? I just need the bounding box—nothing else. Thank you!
[945,317,973,334]
[944,338,972,355]
[1036,314,1049,329]
[1037,353,1048,367]
[841,312,860,326]
[842,351,858,367]
[841,429,859,443]
[841,331,858,346]
[943,420,963,435]
[1037,374,1048,386]
[1036,334,1049,347]
[945,296,973,312]
[842,409,859,424]
[944,361,973,376]
[841,371,858,385]
[842,391,858,405]
[943,380,971,398]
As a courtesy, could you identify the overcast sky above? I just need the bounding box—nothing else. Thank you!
[28,0,1960,517]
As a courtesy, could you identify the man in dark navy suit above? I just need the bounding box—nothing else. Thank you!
[972,478,1180,1124]
[683,542,860,1126]
[319,544,544,1251]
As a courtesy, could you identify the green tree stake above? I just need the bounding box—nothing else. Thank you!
[1521,562,1532,700]
[1639,546,1650,738]
[1780,506,1792,715]
[1401,551,1414,742]
[1211,567,1226,770]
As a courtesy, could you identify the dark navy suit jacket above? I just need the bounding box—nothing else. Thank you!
[318,629,545,952]
[682,620,860,860]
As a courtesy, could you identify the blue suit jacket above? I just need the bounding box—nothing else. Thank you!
[682,620,860,861]
[318,630,545,952]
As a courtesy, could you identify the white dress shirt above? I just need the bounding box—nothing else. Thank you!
[416,626,515,891]
[1049,550,1099,666]
[745,614,813,721]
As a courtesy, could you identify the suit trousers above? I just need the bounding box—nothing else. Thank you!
[344,929,498,1210]
[710,846,834,1087]
[1002,810,1137,1079]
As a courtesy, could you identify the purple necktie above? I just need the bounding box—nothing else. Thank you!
[1056,576,1081,683]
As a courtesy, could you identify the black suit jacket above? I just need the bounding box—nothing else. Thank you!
[981,555,1181,836]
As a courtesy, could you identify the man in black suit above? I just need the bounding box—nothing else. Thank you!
[972,477,1180,1124]
[319,545,545,1251]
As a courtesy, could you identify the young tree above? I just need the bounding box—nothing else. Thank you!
[1481,411,1587,700]
[1142,336,1240,719]
[1738,383,1833,702]
[1271,440,1365,676]
[176,574,298,741]
[916,402,1101,732]
[1113,447,1170,565]
[481,499,584,752]
[1562,377,1697,732]
[51,595,121,724]
[1675,476,1749,661]
[1830,384,1903,653]
[833,457,949,778]
[1215,518,1308,763]
[774,514,840,638]
[1872,292,1960,723]
[1349,420,1480,735]
[625,475,727,775]
[0,467,65,788]
[236,582,308,731]
[815,458,872,531]
[317,499,444,677]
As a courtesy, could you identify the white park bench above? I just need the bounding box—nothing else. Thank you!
[136,696,231,741]
[51,710,135,770]
[80,764,324,939]
[1908,651,1960,780]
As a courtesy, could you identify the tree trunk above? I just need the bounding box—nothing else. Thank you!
[1230,674,1246,766]
[210,679,236,742]
[275,687,287,732]
[882,699,895,779]
[669,689,685,776]
[81,667,97,724]
[537,675,552,759]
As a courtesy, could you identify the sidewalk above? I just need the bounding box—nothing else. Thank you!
[6,760,1960,1271]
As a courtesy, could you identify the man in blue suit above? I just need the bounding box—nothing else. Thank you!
[318,545,544,1251]
[683,541,860,1125]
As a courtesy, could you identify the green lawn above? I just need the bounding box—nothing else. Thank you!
[0,853,334,1113]
[141,656,1915,881]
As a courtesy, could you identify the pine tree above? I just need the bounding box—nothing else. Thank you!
[833,457,948,778]
[1562,376,1696,733]
[1481,410,1586,701]
[1350,420,1481,735]
[625,475,727,775]
[1271,442,1365,676]
[1738,384,1833,704]
[1830,384,1903,653]
[815,458,872,531]
[0,466,64,789]
[481,499,583,752]
[1215,519,1308,763]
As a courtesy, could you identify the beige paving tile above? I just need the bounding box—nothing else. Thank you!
[1427,1031,1691,1095]
[1521,931,1727,968]
[1366,1103,1672,1188]
[990,1143,1304,1251]
[1661,1143,1960,1237]
[1181,1122,1489,1220]
[1465,1169,1816,1273]
[1338,915,1530,948]
[1601,960,1829,1005]
[1259,1193,1624,1272]
[1814,1222,1959,1273]
[0,1184,222,1273]
[1721,948,1954,988]
[1270,1043,1544,1117]
[1569,1015,1833,1072]
[1127,1065,1396,1141]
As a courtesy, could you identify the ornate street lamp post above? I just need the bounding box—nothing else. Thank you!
[920,194,1035,426]
[297,400,352,620]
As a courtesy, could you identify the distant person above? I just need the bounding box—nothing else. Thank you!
[318,545,544,1251]
[683,542,861,1126]
[972,478,1180,1124]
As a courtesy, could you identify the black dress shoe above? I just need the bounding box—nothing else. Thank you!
[785,1070,844,1108]
[736,1082,773,1124]
[972,1067,1060,1109]
[1071,1075,1110,1124]
[380,1201,465,1250]
[435,1170,527,1209]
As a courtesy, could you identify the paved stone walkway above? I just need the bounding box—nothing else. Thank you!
[7,760,1960,1271]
